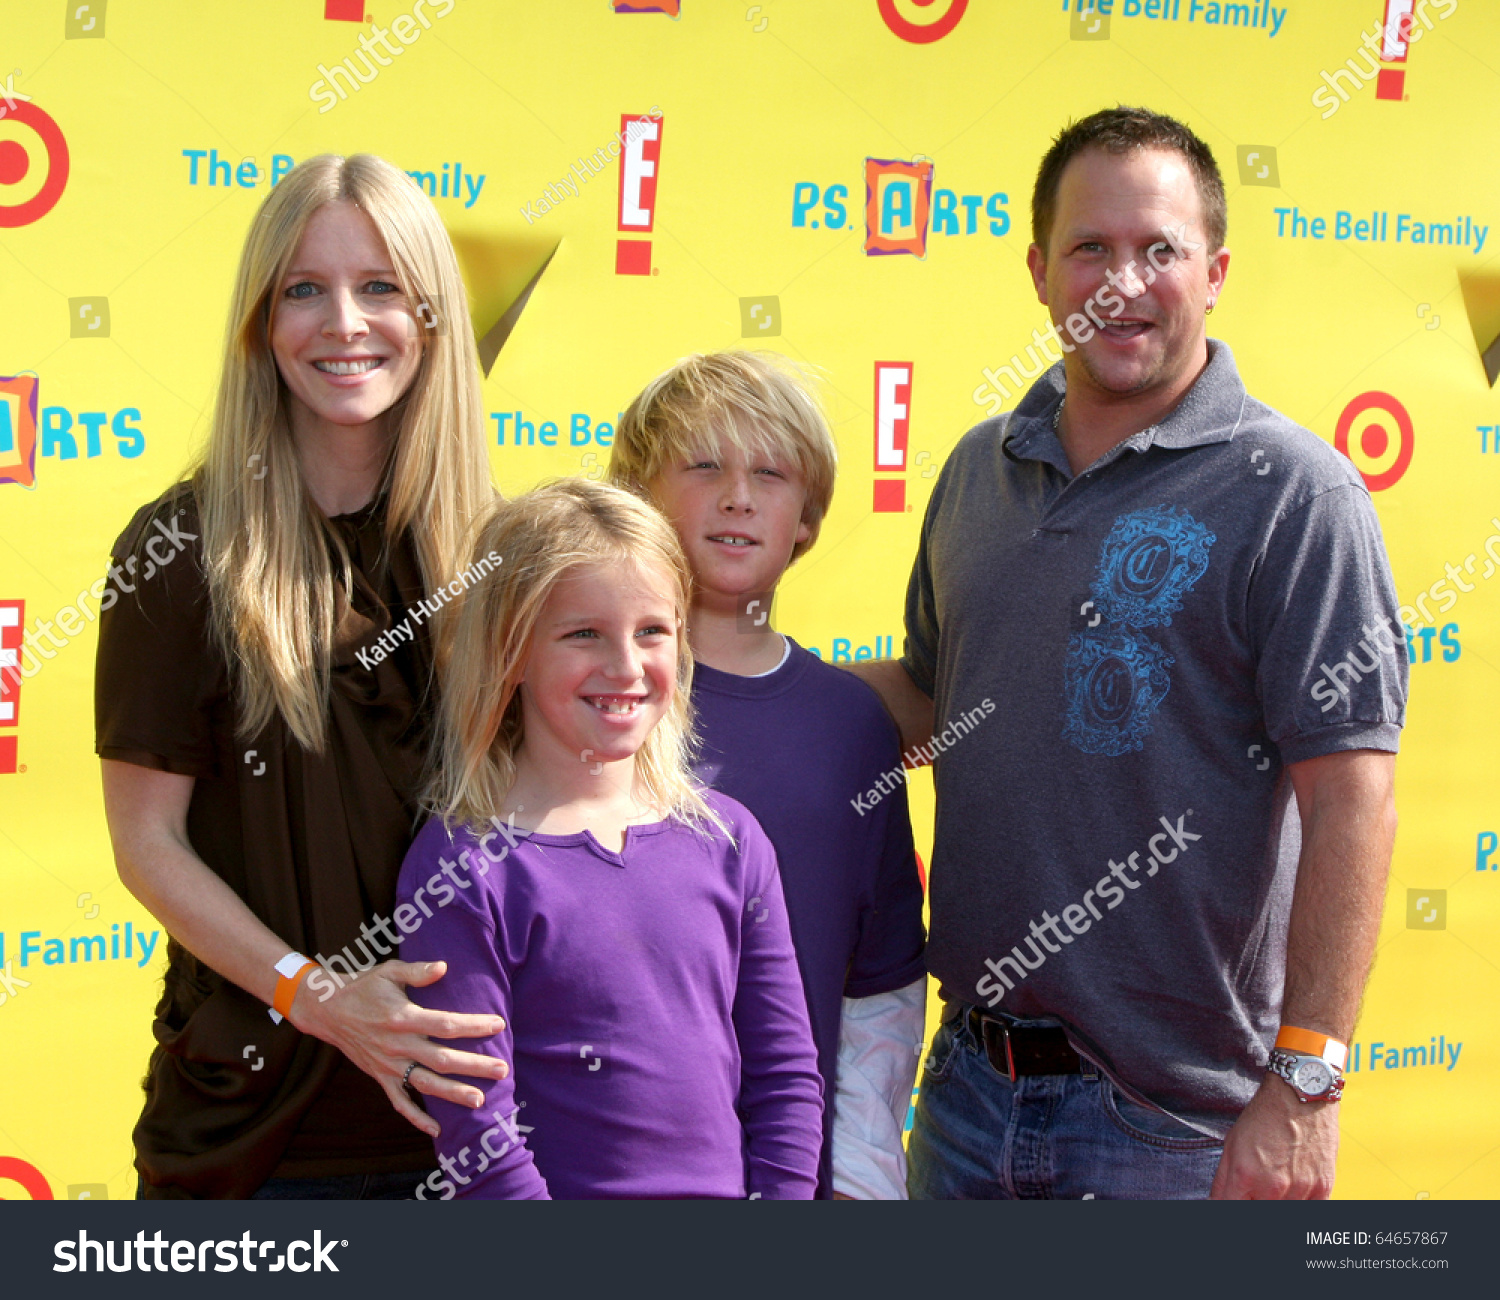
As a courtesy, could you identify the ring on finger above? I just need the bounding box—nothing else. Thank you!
[402,1061,421,1089]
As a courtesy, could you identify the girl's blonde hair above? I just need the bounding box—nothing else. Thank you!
[427,478,717,833]
[608,351,838,564]
[195,153,492,751]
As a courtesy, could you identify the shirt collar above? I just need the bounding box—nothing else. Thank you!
[1003,339,1250,469]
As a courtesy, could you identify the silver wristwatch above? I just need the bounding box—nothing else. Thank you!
[1267,1047,1344,1103]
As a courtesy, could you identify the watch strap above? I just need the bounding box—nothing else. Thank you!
[1275,1025,1348,1070]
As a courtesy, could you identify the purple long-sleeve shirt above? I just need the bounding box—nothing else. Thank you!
[396,790,824,1199]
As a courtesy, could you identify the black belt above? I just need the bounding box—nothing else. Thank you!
[961,1005,1082,1081]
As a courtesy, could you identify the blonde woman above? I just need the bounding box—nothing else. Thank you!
[96,154,504,1199]
[399,480,823,1198]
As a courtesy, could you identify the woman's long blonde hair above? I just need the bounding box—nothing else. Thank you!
[427,479,718,834]
[196,153,491,751]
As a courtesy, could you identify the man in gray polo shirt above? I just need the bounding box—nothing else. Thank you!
[853,107,1405,1199]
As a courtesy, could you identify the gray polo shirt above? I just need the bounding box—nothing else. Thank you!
[902,340,1406,1135]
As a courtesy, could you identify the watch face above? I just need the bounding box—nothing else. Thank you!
[1292,1059,1333,1096]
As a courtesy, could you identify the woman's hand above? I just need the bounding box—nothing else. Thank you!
[101,763,508,1139]
[290,959,508,1138]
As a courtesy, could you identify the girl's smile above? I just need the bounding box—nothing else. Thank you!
[518,559,680,774]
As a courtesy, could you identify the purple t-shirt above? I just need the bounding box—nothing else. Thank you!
[396,790,823,1199]
[692,638,928,1195]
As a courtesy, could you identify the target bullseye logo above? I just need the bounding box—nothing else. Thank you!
[0,1155,54,1199]
[878,0,968,44]
[1335,391,1413,491]
[0,102,69,228]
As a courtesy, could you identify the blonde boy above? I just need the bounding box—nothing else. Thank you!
[610,352,927,1199]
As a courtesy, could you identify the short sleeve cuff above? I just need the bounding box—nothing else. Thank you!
[98,744,216,779]
[1276,720,1402,767]
[897,653,934,701]
[843,955,928,1002]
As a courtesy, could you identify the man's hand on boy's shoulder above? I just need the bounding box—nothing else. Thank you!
[843,659,935,759]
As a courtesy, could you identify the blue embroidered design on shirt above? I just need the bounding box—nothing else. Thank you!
[1092,505,1216,628]
[1064,506,1216,756]
[1062,629,1174,757]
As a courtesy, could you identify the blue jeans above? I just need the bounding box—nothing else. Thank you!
[907,1008,1224,1200]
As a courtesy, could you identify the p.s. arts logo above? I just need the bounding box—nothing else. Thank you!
[878,0,968,43]
[794,160,1009,258]
[0,94,69,228]
[2,374,146,490]
[1335,391,1413,491]
[865,158,934,257]
[0,375,39,488]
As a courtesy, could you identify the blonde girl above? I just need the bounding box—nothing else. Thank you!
[399,479,823,1199]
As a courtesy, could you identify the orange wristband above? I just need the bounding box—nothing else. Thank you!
[1275,1025,1347,1069]
[270,956,317,1023]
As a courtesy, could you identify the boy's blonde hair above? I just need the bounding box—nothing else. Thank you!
[426,478,716,833]
[609,351,837,563]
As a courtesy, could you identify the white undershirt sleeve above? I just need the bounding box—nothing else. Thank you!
[830,976,928,1200]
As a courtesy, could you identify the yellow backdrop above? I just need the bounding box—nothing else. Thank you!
[1,0,1495,1200]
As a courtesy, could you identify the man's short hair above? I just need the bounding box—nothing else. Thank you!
[1031,106,1227,255]
[609,351,838,564]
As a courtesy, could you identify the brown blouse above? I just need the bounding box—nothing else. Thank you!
[95,483,438,1198]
